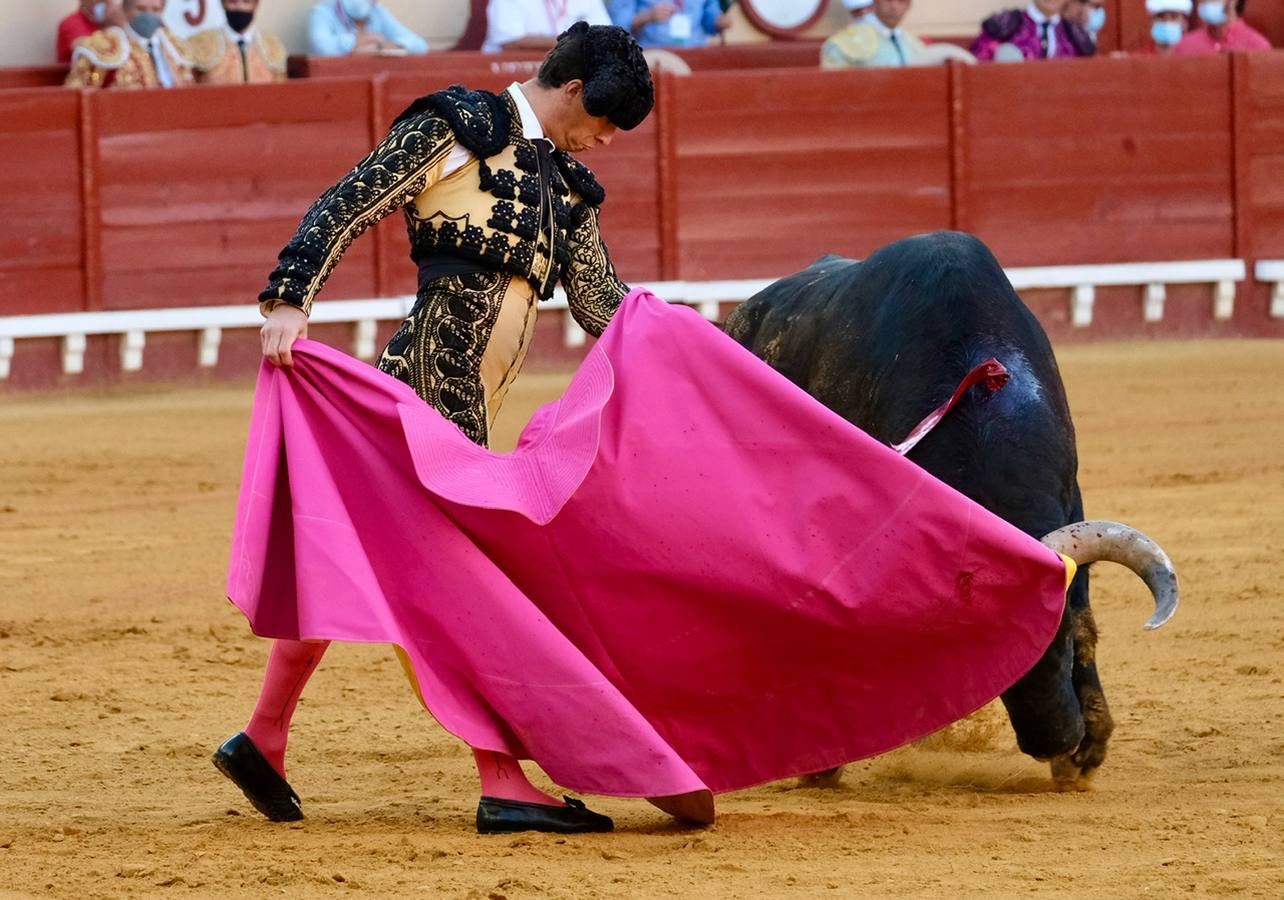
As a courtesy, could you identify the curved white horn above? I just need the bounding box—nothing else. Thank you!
[1040,520,1179,630]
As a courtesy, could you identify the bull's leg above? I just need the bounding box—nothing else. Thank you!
[1060,568,1115,784]
[999,603,1086,780]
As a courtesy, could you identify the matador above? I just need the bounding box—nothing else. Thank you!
[214,23,660,835]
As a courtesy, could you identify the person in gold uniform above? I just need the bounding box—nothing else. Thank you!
[65,0,193,89]
[188,0,287,85]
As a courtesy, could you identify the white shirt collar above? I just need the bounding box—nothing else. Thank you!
[1027,4,1060,26]
[125,24,153,46]
[867,15,902,39]
[507,83,546,142]
[225,24,256,43]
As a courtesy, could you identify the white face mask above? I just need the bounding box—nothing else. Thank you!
[341,0,374,21]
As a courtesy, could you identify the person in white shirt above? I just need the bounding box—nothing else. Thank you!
[821,0,928,69]
[484,0,613,53]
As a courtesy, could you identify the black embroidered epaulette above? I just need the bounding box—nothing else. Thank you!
[394,85,512,159]
[981,9,1025,42]
[554,154,606,207]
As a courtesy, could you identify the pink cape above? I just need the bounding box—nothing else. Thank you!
[227,288,1066,800]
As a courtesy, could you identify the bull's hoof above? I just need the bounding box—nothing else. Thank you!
[1048,753,1096,792]
[799,766,845,788]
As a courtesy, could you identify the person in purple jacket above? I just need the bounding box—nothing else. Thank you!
[971,1,1096,61]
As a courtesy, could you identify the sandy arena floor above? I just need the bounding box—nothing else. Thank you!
[1,339,1282,898]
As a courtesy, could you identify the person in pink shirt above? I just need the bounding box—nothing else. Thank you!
[1173,0,1270,55]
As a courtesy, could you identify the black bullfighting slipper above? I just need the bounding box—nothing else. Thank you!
[211,732,304,822]
[476,795,613,834]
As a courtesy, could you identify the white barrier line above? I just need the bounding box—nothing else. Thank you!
[0,263,1255,379]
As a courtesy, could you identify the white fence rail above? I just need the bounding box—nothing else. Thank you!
[0,261,1251,380]
[1253,260,1284,319]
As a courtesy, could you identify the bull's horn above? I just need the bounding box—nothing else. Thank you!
[1040,521,1179,630]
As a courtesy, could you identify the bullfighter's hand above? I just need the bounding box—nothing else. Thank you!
[261,304,309,368]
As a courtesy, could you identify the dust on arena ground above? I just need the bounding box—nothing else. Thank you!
[1,339,1281,899]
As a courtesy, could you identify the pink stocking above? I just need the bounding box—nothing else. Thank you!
[472,749,564,806]
[243,639,329,779]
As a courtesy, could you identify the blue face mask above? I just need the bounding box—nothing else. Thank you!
[341,0,373,21]
[1087,7,1106,33]
[92,1,106,21]
[130,12,163,38]
[1151,20,1184,46]
[1198,2,1228,26]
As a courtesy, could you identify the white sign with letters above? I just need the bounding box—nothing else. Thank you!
[163,0,227,38]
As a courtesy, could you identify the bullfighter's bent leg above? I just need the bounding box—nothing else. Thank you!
[212,639,327,821]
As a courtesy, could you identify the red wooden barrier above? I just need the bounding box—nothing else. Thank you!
[955,54,1234,267]
[92,79,376,311]
[666,66,951,280]
[1235,51,1284,259]
[0,90,84,315]
[0,66,68,90]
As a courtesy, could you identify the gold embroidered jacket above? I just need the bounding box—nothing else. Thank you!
[187,27,287,84]
[64,26,194,90]
[260,87,627,338]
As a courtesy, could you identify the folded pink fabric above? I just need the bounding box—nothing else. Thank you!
[227,288,1066,799]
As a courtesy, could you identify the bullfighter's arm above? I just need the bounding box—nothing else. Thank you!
[562,203,628,339]
[259,112,456,317]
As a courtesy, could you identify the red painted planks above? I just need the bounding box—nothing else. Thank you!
[667,66,951,279]
[92,79,377,310]
[0,90,83,315]
[957,55,1235,267]
[1238,52,1284,258]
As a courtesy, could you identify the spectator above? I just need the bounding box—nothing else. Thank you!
[1063,0,1105,48]
[1173,1,1269,54]
[821,0,928,69]
[308,0,429,56]
[58,0,125,63]
[971,1,1096,61]
[1139,0,1192,55]
[483,0,612,53]
[607,0,733,48]
[189,0,287,83]
[65,0,194,89]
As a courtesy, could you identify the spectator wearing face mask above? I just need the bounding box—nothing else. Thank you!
[483,0,613,53]
[1138,0,1191,55]
[821,0,928,69]
[189,0,287,82]
[1062,0,1106,48]
[308,0,429,56]
[606,0,734,48]
[65,0,194,89]
[1173,0,1269,54]
[57,0,125,63]
[971,1,1096,61]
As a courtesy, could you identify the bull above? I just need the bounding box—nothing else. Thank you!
[723,231,1178,787]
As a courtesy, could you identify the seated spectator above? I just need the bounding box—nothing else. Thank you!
[65,0,194,89]
[58,0,125,63]
[822,0,929,69]
[189,0,287,83]
[483,0,612,53]
[1173,1,1269,54]
[308,0,429,56]
[971,1,1096,61]
[1139,0,1192,55]
[1063,0,1106,48]
[607,0,733,48]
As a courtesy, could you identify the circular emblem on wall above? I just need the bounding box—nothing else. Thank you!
[739,0,829,37]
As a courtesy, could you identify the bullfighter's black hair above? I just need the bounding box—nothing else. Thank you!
[537,23,654,131]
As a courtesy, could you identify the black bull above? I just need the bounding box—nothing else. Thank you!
[724,231,1156,785]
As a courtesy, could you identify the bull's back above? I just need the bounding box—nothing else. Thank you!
[725,231,1079,531]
